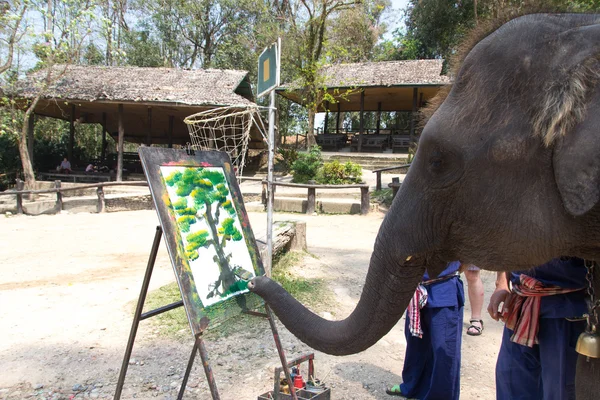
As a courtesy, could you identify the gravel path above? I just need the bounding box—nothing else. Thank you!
[0,210,502,399]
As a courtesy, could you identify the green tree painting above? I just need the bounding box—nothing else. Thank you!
[163,167,254,302]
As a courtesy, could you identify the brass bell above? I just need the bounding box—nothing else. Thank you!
[576,331,600,358]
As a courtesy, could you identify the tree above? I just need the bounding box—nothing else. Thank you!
[0,0,28,76]
[280,1,366,147]
[165,167,249,299]
[7,0,96,189]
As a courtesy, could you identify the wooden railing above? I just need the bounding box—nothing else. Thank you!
[372,163,411,191]
[0,179,148,215]
[261,180,370,215]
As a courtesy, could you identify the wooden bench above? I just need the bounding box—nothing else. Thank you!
[261,180,370,215]
[0,179,148,214]
[351,135,389,152]
[372,163,411,191]
[39,172,113,183]
[315,134,348,150]
[391,135,411,152]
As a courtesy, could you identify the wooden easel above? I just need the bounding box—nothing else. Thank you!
[113,226,298,400]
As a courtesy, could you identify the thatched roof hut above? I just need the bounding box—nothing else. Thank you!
[278,59,451,112]
[14,65,255,106]
[6,65,265,179]
[10,65,257,143]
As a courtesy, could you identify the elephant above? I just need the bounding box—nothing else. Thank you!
[248,13,600,399]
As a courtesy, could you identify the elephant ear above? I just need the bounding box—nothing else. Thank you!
[552,22,600,68]
[553,88,600,216]
[550,21,600,216]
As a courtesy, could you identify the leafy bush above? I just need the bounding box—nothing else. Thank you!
[316,160,363,184]
[291,145,323,183]
[276,146,299,174]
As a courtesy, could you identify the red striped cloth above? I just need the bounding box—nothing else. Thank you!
[407,273,459,338]
[501,274,583,347]
[408,284,428,338]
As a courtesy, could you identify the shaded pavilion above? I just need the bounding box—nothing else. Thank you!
[277,59,452,152]
[9,65,264,180]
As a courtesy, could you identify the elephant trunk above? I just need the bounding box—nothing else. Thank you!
[248,229,425,356]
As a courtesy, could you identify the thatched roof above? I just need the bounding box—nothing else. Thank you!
[278,60,451,112]
[282,59,451,90]
[11,65,255,106]
[2,65,266,147]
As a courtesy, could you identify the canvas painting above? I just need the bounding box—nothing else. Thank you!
[160,165,256,307]
[139,147,265,335]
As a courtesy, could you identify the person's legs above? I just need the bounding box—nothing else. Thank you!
[538,318,585,400]
[496,326,543,400]
[399,310,433,398]
[465,268,484,335]
[422,305,463,400]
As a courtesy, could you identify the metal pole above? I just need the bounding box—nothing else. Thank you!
[266,89,276,276]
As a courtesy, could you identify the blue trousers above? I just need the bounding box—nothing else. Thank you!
[496,318,585,400]
[400,305,463,400]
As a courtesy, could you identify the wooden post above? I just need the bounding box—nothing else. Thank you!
[306,187,316,214]
[261,182,268,205]
[15,179,24,214]
[117,104,124,182]
[97,186,105,213]
[168,115,174,148]
[360,186,370,215]
[69,104,75,162]
[101,112,107,163]
[336,103,341,134]
[358,90,365,152]
[409,88,418,146]
[146,107,152,146]
[55,180,63,211]
[27,113,35,167]
[323,101,329,135]
[391,177,401,198]
[376,102,382,134]
[376,172,382,192]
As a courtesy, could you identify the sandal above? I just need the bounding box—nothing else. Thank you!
[467,319,484,336]
[386,384,406,397]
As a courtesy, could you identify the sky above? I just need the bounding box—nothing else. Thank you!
[386,0,410,38]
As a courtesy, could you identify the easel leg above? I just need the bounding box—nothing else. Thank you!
[177,338,199,400]
[114,226,163,400]
[177,334,220,400]
[198,335,221,400]
[265,305,299,400]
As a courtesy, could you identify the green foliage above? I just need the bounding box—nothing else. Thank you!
[276,146,299,174]
[218,218,243,241]
[291,145,323,183]
[123,28,164,67]
[371,188,394,208]
[316,160,363,185]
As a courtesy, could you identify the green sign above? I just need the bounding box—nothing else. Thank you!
[257,40,279,98]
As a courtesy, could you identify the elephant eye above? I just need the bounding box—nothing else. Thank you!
[429,153,443,171]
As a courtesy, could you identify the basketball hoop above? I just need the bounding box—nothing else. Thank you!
[184,105,269,178]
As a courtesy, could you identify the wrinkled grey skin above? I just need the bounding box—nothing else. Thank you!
[249,13,600,399]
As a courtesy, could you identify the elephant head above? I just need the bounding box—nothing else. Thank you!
[248,14,600,357]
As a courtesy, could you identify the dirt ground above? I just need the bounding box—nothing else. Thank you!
[0,210,503,400]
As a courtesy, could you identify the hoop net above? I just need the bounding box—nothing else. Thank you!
[184,105,269,178]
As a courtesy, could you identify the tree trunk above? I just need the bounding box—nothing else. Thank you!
[307,107,316,149]
[18,106,37,189]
